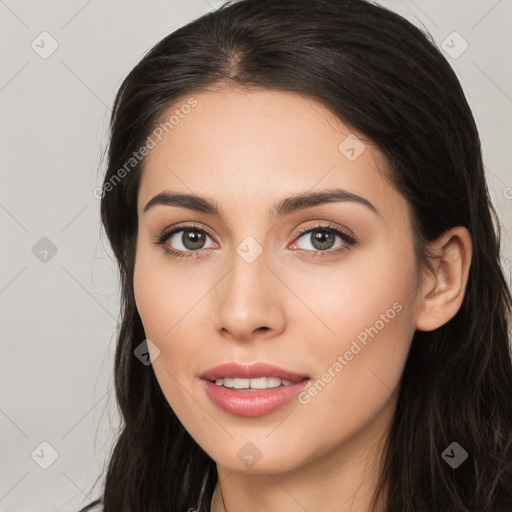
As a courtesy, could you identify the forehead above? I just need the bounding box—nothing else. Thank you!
[137,87,403,222]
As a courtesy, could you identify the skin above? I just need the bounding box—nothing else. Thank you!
[133,87,472,512]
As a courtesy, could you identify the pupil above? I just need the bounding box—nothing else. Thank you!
[183,230,205,250]
[312,230,334,250]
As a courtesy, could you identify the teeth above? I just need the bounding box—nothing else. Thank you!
[214,377,297,389]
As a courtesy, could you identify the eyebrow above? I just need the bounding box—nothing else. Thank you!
[143,188,380,218]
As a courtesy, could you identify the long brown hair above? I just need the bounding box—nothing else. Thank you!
[81,0,512,510]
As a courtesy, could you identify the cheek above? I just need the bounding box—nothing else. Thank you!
[133,240,194,341]
[133,250,166,341]
[285,238,418,347]
[288,247,418,418]
[133,248,202,421]
[133,243,209,379]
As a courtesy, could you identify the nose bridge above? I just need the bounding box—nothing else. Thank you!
[213,234,285,340]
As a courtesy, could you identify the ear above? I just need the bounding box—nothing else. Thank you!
[415,226,472,332]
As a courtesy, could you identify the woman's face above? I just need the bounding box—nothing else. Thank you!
[134,87,424,474]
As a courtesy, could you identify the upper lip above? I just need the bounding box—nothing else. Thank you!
[200,362,310,382]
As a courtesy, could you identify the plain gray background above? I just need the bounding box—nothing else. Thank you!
[1,1,511,510]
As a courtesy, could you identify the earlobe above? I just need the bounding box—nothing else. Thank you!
[415,227,472,332]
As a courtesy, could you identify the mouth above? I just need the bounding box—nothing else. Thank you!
[199,362,311,417]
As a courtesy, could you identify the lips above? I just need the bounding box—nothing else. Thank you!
[202,378,311,417]
[199,362,310,383]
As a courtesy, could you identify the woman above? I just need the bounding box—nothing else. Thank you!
[80,0,512,510]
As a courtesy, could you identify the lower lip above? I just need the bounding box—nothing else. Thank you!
[201,378,311,418]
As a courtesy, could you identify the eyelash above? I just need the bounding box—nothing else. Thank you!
[153,221,357,259]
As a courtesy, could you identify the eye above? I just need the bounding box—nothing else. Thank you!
[289,222,357,257]
[154,221,357,259]
[154,223,217,258]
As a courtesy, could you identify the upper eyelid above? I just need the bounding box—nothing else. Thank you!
[294,221,354,237]
[162,221,354,245]
[166,221,217,240]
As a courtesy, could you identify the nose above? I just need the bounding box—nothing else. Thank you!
[212,246,287,343]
